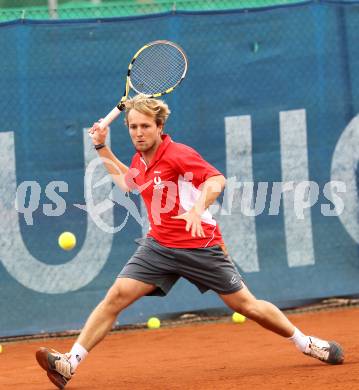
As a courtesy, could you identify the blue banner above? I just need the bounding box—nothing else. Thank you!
[1,1,359,336]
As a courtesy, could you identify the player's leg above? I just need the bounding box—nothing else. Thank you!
[36,278,155,389]
[77,277,155,351]
[36,237,180,389]
[220,283,294,337]
[172,242,344,366]
[220,285,344,365]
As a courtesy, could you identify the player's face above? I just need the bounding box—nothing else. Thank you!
[128,109,163,153]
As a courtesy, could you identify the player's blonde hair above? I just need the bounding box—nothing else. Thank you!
[124,94,171,127]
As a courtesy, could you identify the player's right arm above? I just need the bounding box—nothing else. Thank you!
[88,120,130,193]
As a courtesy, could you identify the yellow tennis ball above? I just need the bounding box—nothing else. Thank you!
[147,317,161,329]
[58,232,76,251]
[232,312,246,324]
[0,344,3,353]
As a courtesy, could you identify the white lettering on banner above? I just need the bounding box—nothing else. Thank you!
[268,181,294,215]
[279,110,315,267]
[223,110,316,271]
[1,111,357,291]
[43,181,68,217]
[15,181,41,225]
[0,130,113,294]
[221,115,260,273]
[321,181,346,217]
[240,182,268,217]
[331,115,359,243]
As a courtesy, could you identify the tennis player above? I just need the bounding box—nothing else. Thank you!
[36,95,344,389]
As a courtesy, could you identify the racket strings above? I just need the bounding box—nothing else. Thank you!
[130,43,187,95]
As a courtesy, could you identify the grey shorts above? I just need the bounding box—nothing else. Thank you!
[118,237,244,296]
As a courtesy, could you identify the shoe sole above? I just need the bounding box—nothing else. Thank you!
[327,341,344,365]
[36,347,68,389]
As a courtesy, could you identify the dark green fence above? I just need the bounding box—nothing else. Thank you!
[0,0,305,21]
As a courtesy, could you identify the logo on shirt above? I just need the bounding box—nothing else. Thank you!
[153,176,165,190]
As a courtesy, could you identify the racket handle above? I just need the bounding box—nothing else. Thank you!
[99,106,122,130]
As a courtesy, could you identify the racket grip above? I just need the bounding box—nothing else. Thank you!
[99,106,122,130]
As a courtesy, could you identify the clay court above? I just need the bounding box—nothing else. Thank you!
[1,307,358,390]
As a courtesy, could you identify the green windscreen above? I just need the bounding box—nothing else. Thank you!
[0,0,306,21]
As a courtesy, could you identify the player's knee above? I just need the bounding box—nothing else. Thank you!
[102,285,134,314]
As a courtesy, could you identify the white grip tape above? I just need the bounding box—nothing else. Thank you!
[100,106,122,129]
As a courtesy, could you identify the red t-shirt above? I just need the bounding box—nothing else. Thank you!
[125,134,224,248]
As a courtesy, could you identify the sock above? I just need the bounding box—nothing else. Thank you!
[288,327,309,352]
[69,342,88,373]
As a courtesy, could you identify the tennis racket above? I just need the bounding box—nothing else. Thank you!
[99,40,188,129]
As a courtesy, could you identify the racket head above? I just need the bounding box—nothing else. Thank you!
[127,40,188,98]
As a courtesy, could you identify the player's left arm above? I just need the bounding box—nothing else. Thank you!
[172,174,226,237]
[193,174,226,214]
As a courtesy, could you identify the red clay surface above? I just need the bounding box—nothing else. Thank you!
[0,308,358,390]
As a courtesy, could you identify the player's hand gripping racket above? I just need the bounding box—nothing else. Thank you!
[99,40,188,129]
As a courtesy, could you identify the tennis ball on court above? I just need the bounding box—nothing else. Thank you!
[232,312,246,324]
[0,344,3,353]
[58,232,76,251]
[147,317,161,329]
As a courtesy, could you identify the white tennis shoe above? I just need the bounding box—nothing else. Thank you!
[304,336,344,364]
[36,347,73,389]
